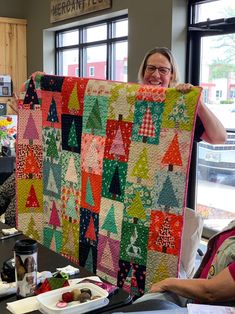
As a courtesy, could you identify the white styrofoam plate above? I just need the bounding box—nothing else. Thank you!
[36,282,109,314]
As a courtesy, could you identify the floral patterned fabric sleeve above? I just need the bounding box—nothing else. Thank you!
[0,172,16,227]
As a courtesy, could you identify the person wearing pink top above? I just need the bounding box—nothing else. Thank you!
[146,220,235,307]
[105,221,235,314]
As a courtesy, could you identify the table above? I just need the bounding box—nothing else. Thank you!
[102,300,188,313]
[0,222,132,314]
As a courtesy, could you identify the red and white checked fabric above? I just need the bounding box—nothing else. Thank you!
[138,106,156,138]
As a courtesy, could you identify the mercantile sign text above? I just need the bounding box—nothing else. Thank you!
[51,0,112,23]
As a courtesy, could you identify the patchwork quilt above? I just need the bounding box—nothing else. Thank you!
[16,73,201,297]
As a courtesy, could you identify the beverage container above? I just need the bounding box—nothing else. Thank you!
[14,239,38,298]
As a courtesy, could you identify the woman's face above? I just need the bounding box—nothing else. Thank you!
[142,52,172,88]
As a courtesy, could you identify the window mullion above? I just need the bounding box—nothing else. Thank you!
[79,27,84,77]
[107,20,112,80]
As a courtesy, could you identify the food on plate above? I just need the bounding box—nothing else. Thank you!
[61,291,73,303]
[79,291,91,303]
[71,288,81,301]
[80,287,92,296]
[56,287,101,308]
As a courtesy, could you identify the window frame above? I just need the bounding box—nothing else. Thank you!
[186,0,235,238]
[186,1,235,86]
[55,14,128,80]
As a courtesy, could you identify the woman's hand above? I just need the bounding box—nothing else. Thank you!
[149,278,172,293]
[175,83,193,93]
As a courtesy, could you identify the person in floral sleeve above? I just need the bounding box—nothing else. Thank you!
[0,171,16,227]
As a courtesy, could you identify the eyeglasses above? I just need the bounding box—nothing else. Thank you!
[145,65,171,76]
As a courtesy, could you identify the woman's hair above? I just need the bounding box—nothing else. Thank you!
[137,47,180,87]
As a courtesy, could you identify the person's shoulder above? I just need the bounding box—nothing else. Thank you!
[217,236,235,265]
[228,261,235,280]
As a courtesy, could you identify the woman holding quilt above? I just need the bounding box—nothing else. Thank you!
[112,47,235,311]
[138,47,227,144]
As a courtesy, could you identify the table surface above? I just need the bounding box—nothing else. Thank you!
[0,222,132,314]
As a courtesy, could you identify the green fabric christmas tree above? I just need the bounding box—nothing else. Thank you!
[127,191,146,223]
[102,204,118,236]
[68,83,80,112]
[86,99,102,132]
[68,120,78,148]
[131,147,149,182]
[86,177,95,207]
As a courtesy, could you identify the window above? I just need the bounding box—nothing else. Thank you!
[89,66,95,77]
[55,15,128,82]
[215,90,222,99]
[187,0,235,237]
[192,0,235,23]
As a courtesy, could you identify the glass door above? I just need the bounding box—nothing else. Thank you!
[197,33,235,233]
[188,0,235,236]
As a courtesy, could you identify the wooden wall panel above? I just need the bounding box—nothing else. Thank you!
[0,17,27,98]
[16,24,27,92]
[0,23,7,75]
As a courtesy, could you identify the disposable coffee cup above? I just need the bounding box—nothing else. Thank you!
[14,239,38,298]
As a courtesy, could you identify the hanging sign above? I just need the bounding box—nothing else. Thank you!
[50,0,112,23]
